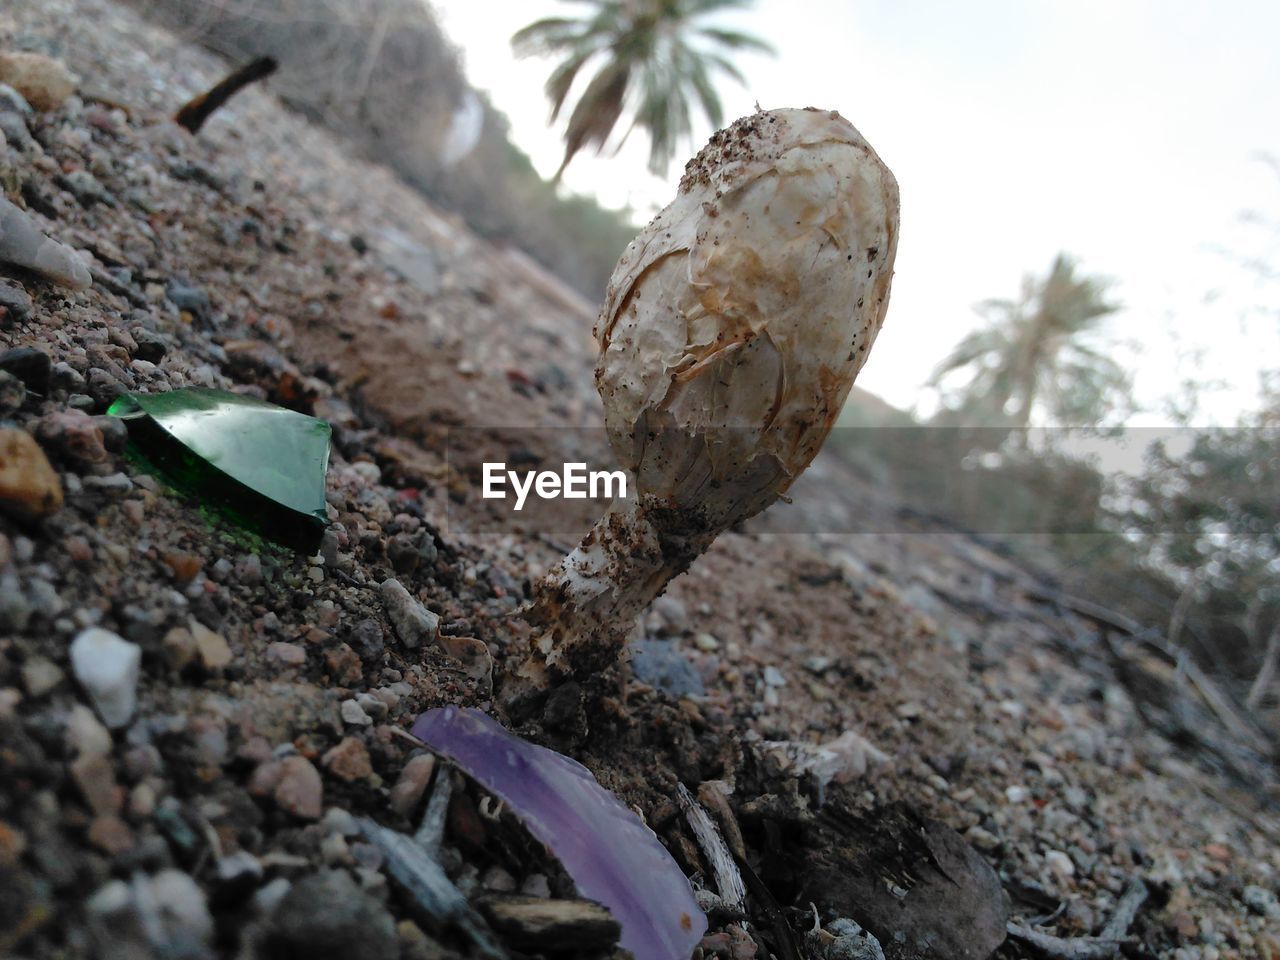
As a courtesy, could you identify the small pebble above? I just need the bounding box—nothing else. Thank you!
[388,754,435,819]
[20,655,63,697]
[69,627,140,728]
[1045,849,1075,881]
[0,346,52,394]
[341,699,372,726]
[273,756,323,820]
[322,737,373,782]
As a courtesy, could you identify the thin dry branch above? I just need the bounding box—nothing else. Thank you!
[1246,622,1280,710]
[174,55,277,133]
[1006,923,1127,960]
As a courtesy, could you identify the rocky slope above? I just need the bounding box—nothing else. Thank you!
[0,1,1277,959]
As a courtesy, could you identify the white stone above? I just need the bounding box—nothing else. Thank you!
[1045,849,1075,879]
[70,627,140,728]
[340,698,372,726]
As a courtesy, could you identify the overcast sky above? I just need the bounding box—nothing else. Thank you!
[430,0,1280,425]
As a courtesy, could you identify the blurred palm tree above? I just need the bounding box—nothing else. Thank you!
[931,254,1133,429]
[512,0,774,183]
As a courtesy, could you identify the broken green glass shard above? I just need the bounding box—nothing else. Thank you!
[108,388,331,552]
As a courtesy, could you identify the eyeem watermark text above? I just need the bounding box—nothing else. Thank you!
[482,462,627,511]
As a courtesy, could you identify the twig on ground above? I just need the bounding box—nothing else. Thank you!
[1101,878,1149,941]
[414,765,452,854]
[1006,922,1126,960]
[676,782,746,911]
[174,56,278,134]
[1009,877,1148,960]
[358,818,507,959]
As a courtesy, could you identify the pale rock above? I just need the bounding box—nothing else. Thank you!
[388,754,435,820]
[70,627,140,728]
[190,619,232,670]
[379,578,438,649]
[20,654,63,696]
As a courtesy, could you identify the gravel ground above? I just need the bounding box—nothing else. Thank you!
[1,1,1278,959]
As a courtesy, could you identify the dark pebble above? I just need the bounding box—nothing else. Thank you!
[348,619,384,662]
[0,112,34,152]
[0,370,25,414]
[94,416,129,453]
[265,870,398,960]
[50,362,87,394]
[319,528,340,566]
[628,638,705,698]
[0,84,32,114]
[0,280,33,321]
[86,368,126,408]
[130,327,167,363]
[386,533,422,574]
[166,282,211,319]
[0,346,52,394]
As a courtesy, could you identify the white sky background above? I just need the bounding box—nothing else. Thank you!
[430,0,1280,426]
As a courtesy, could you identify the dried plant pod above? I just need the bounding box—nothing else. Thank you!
[512,107,899,696]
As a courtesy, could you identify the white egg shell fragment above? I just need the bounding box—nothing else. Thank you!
[594,107,898,529]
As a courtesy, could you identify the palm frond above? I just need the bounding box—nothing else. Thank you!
[697,26,776,54]
[681,46,724,129]
[511,18,587,57]
[544,48,598,121]
[518,0,775,180]
[701,51,747,85]
[928,327,1010,383]
[556,59,631,180]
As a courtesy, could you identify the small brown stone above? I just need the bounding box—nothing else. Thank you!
[1204,842,1232,862]
[0,428,63,521]
[191,620,232,670]
[388,754,435,819]
[70,752,122,816]
[324,643,363,685]
[435,635,493,688]
[0,52,77,112]
[36,410,107,465]
[274,756,323,820]
[266,642,308,667]
[322,737,373,782]
[164,552,204,583]
[0,821,26,867]
[247,759,284,798]
[87,815,134,855]
[162,627,197,672]
[1171,911,1199,939]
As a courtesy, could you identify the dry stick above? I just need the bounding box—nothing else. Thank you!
[1167,573,1198,648]
[358,818,507,960]
[676,783,746,911]
[174,56,278,134]
[414,766,453,855]
[1009,877,1149,959]
[1005,923,1126,960]
[1101,878,1149,941]
[1246,622,1280,711]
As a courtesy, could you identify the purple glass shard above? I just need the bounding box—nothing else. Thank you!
[411,706,706,960]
